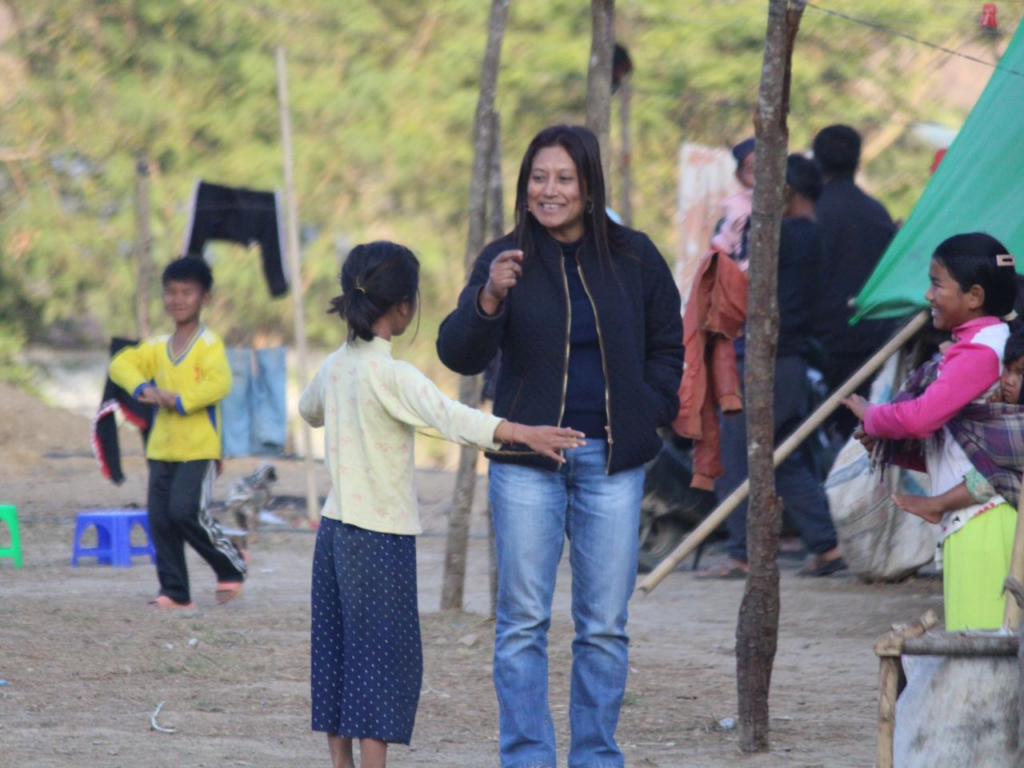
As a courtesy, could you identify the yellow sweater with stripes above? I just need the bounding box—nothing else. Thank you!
[109,326,231,461]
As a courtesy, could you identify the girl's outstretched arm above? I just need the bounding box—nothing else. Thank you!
[862,342,1001,439]
[493,421,585,464]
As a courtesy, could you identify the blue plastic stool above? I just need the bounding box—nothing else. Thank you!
[71,509,156,568]
[0,504,22,568]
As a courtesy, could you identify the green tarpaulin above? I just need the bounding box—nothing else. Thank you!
[852,25,1024,322]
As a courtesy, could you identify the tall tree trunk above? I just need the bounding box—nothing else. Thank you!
[486,110,504,618]
[441,0,509,612]
[736,0,805,753]
[585,0,615,186]
[616,77,633,227]
[133,155,153,339]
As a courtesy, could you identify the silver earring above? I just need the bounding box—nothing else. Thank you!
[586,200,594,214]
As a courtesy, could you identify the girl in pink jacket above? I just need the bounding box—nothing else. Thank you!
[843,232,1019,630]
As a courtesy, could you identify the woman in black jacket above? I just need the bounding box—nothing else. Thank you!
[437,125,682,768]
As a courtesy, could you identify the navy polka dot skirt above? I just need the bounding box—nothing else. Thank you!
[310,518,422,744]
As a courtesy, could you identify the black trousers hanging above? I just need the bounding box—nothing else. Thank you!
[147,460,247,604]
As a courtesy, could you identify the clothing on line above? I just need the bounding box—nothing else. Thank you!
[182,180,289,298]
[221,346,287,458]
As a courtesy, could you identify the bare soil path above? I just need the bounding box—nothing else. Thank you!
[0,383,941,767]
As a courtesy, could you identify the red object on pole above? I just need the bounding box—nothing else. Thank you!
[981,3,998,29]
[930,148,947,174]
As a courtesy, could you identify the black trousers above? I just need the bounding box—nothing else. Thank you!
[147,460,247,604]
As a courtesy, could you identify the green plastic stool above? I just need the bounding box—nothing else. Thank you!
[0,504,22,568]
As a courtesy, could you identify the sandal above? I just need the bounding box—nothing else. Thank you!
[148,595,197,610]
[798,556,848,577]
[215,581,244,605]
[695,563,748,580]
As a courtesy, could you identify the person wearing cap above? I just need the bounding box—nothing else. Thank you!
[700,154,845,579]
[710,137,756,269]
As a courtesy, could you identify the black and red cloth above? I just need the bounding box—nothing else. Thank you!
[91,337,153,485]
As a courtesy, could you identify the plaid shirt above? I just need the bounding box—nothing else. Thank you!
[876,358,1024,507]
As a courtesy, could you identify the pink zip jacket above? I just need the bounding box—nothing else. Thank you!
[864,316,1007,440]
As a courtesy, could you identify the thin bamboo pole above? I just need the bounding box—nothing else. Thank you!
[276,47,319,525]
[1001,470,1024,630]
[637,309,930,595]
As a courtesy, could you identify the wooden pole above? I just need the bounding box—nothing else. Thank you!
[735,0,807,750]
[441,0,509,612]
[1001,470,1024,630]
[585,0,615,185]
[276,47,319,525]
[616,78,633,227]
[486,110,504,619]
[133,155,153,339]
[637,309,929,595]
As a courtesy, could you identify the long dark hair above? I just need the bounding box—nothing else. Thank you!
[327,241,420,342]
[932,232,1018,319]
[512,124,620,266]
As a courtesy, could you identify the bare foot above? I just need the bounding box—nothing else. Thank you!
[892,494,944,525]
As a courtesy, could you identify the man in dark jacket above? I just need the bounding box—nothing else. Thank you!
[812,125,897,440]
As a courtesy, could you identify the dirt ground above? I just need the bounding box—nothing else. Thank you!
[0,382,944,767]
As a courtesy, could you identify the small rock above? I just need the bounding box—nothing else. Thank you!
[188,638,199,647]
[457,633,479,648]
[718,717,736,730]
[165,643,174,650]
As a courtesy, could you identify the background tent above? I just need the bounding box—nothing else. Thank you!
[852,25,1024,322]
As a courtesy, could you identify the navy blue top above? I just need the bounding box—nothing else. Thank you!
[560,240,609,439]
[735,216,823,360]
[437,220,684,475]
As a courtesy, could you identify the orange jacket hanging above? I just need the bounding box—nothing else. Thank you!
[672,250,747,490]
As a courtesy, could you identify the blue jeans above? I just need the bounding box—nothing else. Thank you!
[222,347,287,457]
[489,441,644,768]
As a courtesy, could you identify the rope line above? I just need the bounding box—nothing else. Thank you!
[806,2,1024,79]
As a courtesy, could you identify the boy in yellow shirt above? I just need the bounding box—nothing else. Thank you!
[110,257,247,609]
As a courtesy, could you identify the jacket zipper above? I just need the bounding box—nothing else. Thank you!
[557,259,572,432]
[575,256,614,473]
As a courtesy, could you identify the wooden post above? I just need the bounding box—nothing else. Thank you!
[637,310,929,595]
[585,0,615,185]
[1001,470,1024,630]
[441,0,509,612]
[276,47,319,525]
[486,110,504,619]
[872,611,938,768]
[736,0,805,751]
[616,78,633,227]
[133,155,153,339]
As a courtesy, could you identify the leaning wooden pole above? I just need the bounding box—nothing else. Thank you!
[276,47,319,525]
[441,0,509,612]
[637,310,928,595]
